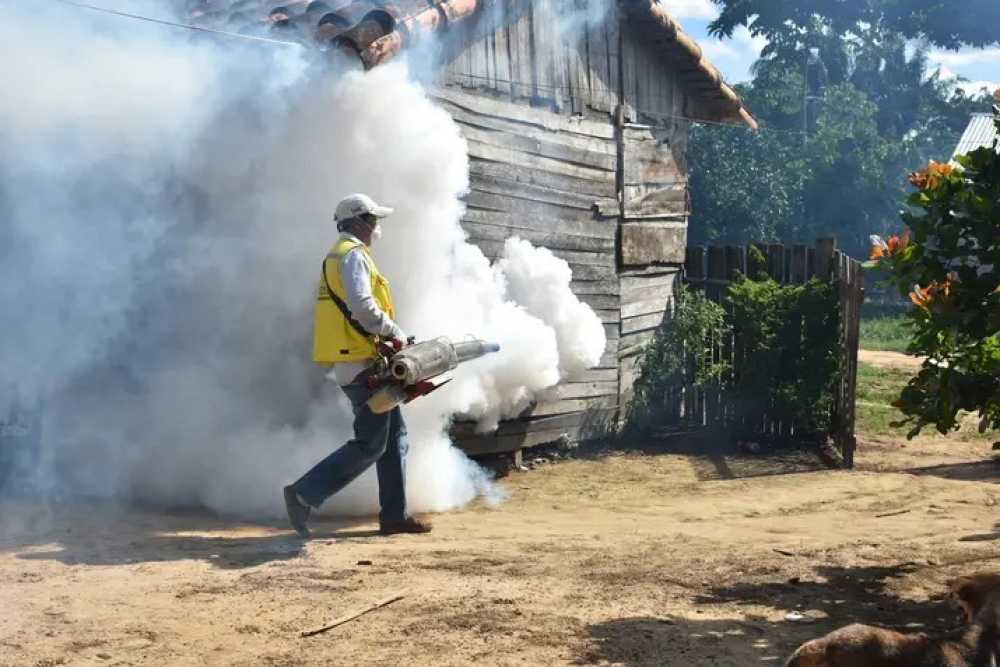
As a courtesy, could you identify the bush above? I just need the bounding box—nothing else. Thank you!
[629,286,729,430]
[629,275,841,440]
[727,275,840,438]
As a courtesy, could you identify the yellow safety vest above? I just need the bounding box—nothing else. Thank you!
[313,238,395,364]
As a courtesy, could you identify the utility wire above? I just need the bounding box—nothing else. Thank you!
[49,0,304,47]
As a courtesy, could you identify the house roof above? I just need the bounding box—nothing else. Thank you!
[952,113,998,160]
[183,0,757,129]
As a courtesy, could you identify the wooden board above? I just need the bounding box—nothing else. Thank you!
[452,407,619,455]
[465,139,614,184]
[509,8,533,100]
[619,222,687,266]
[493,2,512,98]
[464,191,603,224]
[622,124,687,216]
[468,159,617,200]
[621,310,667,336]
[459,123,617,171]
[536,380,620,401]
[468,176,605,213]
[570,279,621,297]
[470,238,613,268]
[461,206,615,239]
[444,104,618,158]
[462,222,615,254]
[431,87,616,140]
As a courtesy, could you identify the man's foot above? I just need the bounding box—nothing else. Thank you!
[379,517,432,535]
[283,485,311,538]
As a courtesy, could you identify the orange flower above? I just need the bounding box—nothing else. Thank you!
[909,281,951,309]
[909,161,954,190]
[925,160,954,189]
[870,245,885,260]
[908,170,927,189]
[910,283,933,309]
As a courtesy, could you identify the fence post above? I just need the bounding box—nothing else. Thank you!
[843,260,864,468]
[705,247,727,426]
[792,245,808,284]
[814,237,836,280]
[685,246,706,289]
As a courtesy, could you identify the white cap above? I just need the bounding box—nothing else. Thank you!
[334,193,394,222]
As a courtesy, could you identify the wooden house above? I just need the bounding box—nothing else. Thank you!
[186,0,757,457]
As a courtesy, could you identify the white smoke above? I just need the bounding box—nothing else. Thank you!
[0,1,606,519]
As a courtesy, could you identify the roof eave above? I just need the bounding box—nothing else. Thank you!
[622,0,757,130]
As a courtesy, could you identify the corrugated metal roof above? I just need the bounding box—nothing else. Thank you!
[953,113,998,159]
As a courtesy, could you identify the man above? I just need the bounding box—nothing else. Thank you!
[283,193,431,539]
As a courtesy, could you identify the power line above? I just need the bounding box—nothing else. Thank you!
[48,0,304,48]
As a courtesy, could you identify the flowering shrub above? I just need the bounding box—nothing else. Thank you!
[866,92,1000,448]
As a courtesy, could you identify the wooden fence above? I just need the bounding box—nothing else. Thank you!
[683,238,864,467]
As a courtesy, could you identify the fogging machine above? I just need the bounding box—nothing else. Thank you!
[360,337,500,414]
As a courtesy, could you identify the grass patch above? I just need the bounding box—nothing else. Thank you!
[855,362,993,442]
[860,316,910,352]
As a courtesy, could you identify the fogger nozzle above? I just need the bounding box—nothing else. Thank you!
[387,337,500,386]
[367,336,501,414]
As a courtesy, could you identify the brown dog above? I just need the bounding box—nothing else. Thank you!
[784,572,1000,667]
[954,571,1000,666]
[971,593,999,667]
[949,572,1000,625]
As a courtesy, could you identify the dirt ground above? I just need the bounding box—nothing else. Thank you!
[2,356,999,667]
[858,348,924,370]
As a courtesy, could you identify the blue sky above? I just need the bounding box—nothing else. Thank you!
[669,0,1000,95]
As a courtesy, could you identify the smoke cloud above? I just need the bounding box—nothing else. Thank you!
[0,1,606,520]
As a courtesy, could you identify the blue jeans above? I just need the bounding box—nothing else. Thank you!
[292,383,409,525]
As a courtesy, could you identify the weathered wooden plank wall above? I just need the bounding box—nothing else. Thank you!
[428,4,695,454]
[616,119,689,407]
[443,5,698,125]
[430,87,622,453]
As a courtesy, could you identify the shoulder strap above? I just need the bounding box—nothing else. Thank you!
[322,256,376,341]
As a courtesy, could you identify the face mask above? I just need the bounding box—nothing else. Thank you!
[371,225,382,243]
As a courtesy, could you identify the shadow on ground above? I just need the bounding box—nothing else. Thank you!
[0,497,377,569]
[960,521,1000,543]
[598,427,842,482]
[906,459,999,483]
[580,563,971,667]
[581,615,782,666]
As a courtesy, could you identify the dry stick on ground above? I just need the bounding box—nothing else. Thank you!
[876,509,912,518]
[301,593,407,638]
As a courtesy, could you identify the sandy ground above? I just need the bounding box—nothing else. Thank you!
[2,440,997,666]
[858,349,924,370]
[1,352,998,667]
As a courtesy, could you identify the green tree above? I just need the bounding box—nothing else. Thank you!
[708,0,1000,52]
[688,2,994,254]
[866,99,1000,448]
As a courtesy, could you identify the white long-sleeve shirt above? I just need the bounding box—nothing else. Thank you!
[329,232,406,386]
